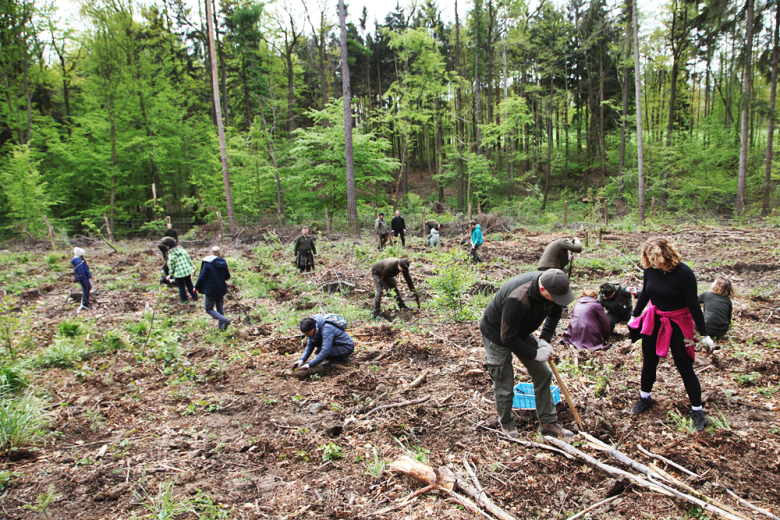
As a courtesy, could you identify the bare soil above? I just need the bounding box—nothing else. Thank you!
[2,225,779,519]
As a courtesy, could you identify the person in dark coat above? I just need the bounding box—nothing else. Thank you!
[699,277,734,339]
[391,211,407,246]
[71,247,92,312]
[194,246,232,330]
[538,237,582,272]
[371,257,416,319]
[563,291,611,350]
[375,213,391,250]
[292,315,355,371]
[293,226,317,273]
[164,222,179,243]
[598,282,637,332]
[480,269,576,438]
[157,236,176,262]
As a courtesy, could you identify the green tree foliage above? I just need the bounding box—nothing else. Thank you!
[0,145,50,236]
[0,0,778,235]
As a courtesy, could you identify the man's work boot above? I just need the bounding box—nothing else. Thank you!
[372,313,382,321]
[540,422,574,438]
[502,425,519,438]
[397,302,410,311]
[630,397,656,416]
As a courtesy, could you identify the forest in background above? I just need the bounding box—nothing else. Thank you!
[1,0,780,239]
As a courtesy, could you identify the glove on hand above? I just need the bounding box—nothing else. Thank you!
[701,336,715,353]
[572,237,582,245]
[292,360,303,370]
[535,340,554,362]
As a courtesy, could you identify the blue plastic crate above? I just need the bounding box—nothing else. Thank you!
[512,382,561,410]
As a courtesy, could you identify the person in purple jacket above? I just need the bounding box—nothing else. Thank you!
[71,247,92,312]
[562,291,611,350]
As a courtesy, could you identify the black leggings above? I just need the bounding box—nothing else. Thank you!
[640,319,702,407]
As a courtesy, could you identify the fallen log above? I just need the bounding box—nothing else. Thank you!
[566,495,622,520]
[478,425,574,460]
[388,456,516,520]
[545,436,744,520]
[403,369,429,393]
[361,395,431,419]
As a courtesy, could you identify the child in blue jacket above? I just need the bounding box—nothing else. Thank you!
[470,220,483,263]
[71,247,92,311]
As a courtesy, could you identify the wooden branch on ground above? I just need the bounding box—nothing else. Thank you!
[387,456,516,520]
[544,436,744,520]
[478,425,574,460]
[565,495,622,520]
[361,395,431,418]
[403,369,429,393]
[638,444,779,520]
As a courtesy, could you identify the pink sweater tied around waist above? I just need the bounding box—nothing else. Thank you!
[628,303,697,360]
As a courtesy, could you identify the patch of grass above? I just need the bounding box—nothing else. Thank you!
[36,339,86,368]
[667,409,696,435]
[0,364,28,396]
[364,447,385,478]
[737,372,761,386]
[0,390,49,455]
[320,442,344,462]
[709,409,731,431]
[137,480,192,519]
[56,319,83,338]
[0,296,25,360]
[46,254,61,270]
[191,489,234,519]
[0,470,19,491]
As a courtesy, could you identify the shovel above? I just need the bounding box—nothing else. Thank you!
[548,359,585,432]
[226,286,252,323]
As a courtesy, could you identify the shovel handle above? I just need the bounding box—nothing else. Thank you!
[548,359,585,432]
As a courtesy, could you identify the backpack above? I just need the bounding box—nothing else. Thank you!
[323,313,348,330]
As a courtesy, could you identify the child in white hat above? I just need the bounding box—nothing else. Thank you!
[71,247,92,311]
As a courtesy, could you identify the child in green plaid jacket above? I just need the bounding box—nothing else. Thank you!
[168,244,198,303]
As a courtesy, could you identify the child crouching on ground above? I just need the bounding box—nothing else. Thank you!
[698,277,734,339]
[71,247,92,312]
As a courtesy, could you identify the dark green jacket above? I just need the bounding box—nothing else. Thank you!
[479,271,562,360]
[538,238,582,271]
[294,235,317,256]
[698,291,732,332]
[425,219,440,231]
[598,283,634,316]
[371,257,415,293]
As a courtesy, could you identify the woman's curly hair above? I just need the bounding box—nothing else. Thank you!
[640,237,682,273]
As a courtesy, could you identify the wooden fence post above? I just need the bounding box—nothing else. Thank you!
[216,211,224,246]
[603,199,608,225]
[651,197,656,219]
[564,201,568,227]
[422,208,426,238]
[517,202,521,225]
[103,213,114,242]
[325,208,331,234]
[152,183,157,206]
[468,202,472,222]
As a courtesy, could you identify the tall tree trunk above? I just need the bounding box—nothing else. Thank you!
[599,45,607,178]
[206,0,237,233]
[502,31,511,200]
[338,0,358,234]
[286,50,295,134]
[633,0,646,222]
[663,1,681,209]
[109,104,116,243]
[17,26,32,143]
[485,0,494,161]
[763,4,779,215]
[474,0,482,155]
[455,0,465,212]
[619,0,632,202]
[542,76,553,211]
[737,0,754,213]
